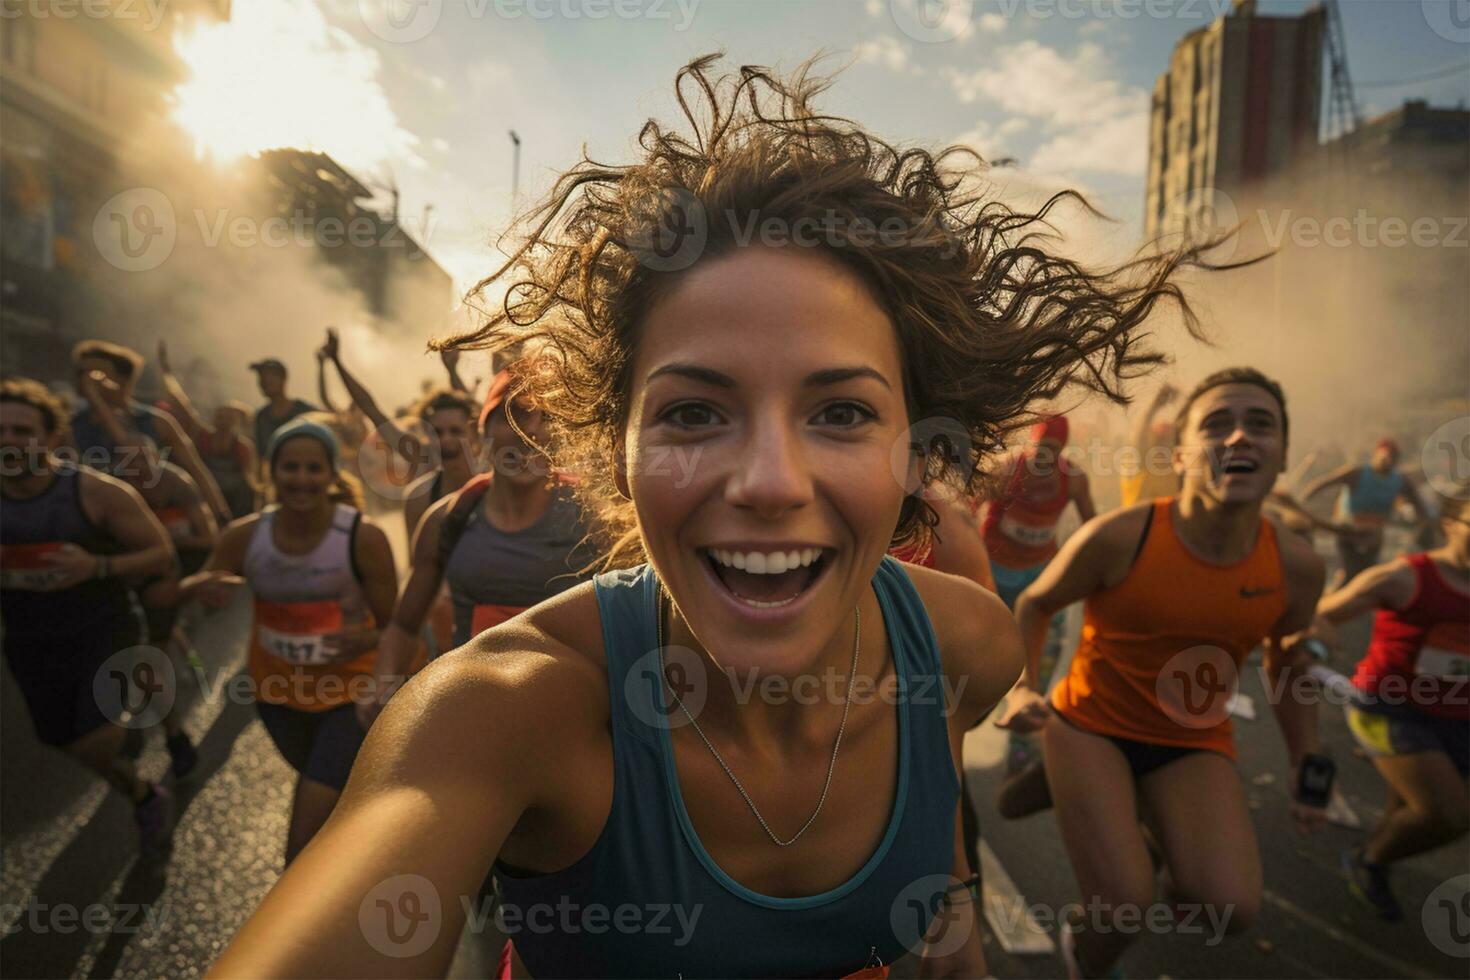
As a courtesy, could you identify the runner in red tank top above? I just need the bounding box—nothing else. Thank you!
[1311,483,1470,920]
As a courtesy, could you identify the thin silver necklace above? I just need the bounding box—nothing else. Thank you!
[655,587,861,848]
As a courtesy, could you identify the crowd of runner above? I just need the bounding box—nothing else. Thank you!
[0,56,1464,980]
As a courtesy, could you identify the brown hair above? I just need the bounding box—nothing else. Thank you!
[413,388,478,425]
[1173,366,1290,450]
[71,340,145,381]
[0,377,68,434]
[440,55,1240,568]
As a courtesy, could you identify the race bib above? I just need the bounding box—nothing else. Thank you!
[998,513,1055,549]
[155,506,192,542]
[0,543,69,592]
[255,599,344,666]
[471,603,524,636]
[1415,623,1469,681]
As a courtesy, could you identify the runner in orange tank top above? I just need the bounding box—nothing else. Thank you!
[995,368,1330,979]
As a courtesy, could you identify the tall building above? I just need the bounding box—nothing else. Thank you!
[1144,0,1325,239]
[0,2,232,379]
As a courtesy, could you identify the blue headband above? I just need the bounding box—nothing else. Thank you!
[268,418,339,467]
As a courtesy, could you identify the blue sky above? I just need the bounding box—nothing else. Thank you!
[172,0,1470,295]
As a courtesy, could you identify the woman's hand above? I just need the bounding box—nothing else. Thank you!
[321,623,379,662]
[993,686,1050,734]
[181,569,245,609]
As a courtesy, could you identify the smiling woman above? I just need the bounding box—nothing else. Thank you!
[210,55,1229,980]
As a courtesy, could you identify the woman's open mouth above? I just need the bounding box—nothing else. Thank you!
[699,546,831,610]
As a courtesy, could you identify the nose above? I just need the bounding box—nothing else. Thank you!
[724,411,813,518]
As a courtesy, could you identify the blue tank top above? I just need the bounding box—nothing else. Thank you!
[0,465,135,634]
[493,556,960,979]
[1346,465,1405,519]
[70,402,160,461]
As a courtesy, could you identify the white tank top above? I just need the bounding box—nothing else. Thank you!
[243,504,368,619]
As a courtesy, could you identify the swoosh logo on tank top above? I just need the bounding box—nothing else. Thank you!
[1239,586,1277,599]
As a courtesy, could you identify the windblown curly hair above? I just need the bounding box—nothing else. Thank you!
[439,54,1239,569]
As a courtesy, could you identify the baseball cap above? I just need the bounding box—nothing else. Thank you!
[249,358,287,374]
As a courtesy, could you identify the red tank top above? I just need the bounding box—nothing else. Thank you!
[982,453,1072,569]
[1353,553,1469,721]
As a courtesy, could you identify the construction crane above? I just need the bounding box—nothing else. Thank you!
[1322,0,1362,144]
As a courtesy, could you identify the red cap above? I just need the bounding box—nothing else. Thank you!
[1029,415,1069,446]
[478,369,515,431]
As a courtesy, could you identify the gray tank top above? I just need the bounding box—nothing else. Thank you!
[445,486,594,645]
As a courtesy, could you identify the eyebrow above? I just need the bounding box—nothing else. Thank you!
[645,363,892,391]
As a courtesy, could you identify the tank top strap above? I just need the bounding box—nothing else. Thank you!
[592,563,664,751]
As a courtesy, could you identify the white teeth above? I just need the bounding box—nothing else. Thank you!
[706,548,823,574]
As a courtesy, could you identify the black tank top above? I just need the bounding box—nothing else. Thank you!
[1,465,134,634]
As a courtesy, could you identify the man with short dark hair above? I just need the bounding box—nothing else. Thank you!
[69,340,230,521]
[1,376,180,854]
[251,358,318,461]
[1302,437,1430,590]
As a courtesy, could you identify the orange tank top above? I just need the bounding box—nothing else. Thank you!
[1050,498,1287,758]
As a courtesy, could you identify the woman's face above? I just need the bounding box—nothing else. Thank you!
[624,247,911,675]
[271,437,334,512]
[485,397,550,488]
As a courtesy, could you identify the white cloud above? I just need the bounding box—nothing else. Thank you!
[170,0,422,177]
[943,40,1148,176]
[855,36,922,75]
[954,116,1029,160]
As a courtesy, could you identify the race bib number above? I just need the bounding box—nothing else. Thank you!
[155,506,192,542]
[1415,624,1469,681]
[0,543,68,592]
[255,599,343,666]
[998,513,1055,549]
[471,603,524,636]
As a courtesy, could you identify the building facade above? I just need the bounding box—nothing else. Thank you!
[1145,0,1325,240]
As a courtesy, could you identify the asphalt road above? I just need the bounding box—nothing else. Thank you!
[1,519,1465,978]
